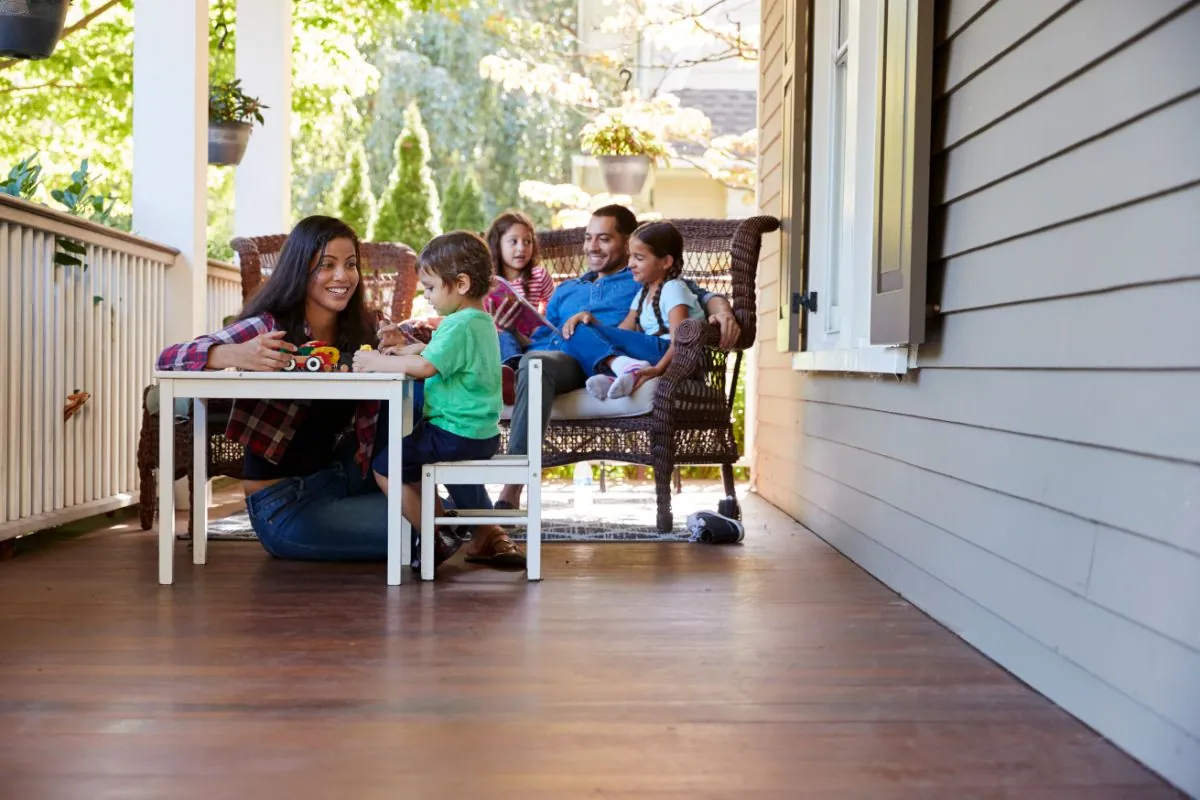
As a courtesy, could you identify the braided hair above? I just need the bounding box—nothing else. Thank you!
[485,210,540,298]
[631,221,685,337]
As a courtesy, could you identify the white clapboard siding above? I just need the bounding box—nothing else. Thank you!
[755,0,1200,794]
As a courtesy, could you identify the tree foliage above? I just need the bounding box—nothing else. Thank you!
[327,0,579,231]
[479,0,760,188]
[440,168,486,234]
[332,143,376,238]
[0,0,463,251]
[371,102,441,251]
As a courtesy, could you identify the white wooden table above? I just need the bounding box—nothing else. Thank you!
[154,370,413,586]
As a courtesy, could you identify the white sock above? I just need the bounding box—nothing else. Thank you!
[611,356,649,375]
[586,374,615,400]
[607,358,650,400]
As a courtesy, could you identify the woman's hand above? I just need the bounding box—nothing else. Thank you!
[632,364,664,392]
[378,322,419,351]
[561,311,595,339]
[208,330,296,371]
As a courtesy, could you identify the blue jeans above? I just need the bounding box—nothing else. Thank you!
[555,324,670,377]
[247,442,385,560]
[498,330,525,367]
[244,385,492,561]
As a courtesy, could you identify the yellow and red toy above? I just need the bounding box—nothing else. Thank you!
[283,340,342,372]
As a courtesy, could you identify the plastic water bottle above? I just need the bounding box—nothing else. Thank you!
[572,461,594,512]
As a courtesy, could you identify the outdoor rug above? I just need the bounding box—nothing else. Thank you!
[182,483,731,543]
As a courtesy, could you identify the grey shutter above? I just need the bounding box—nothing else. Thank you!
[777,0,814,352]
[870,0,933,346]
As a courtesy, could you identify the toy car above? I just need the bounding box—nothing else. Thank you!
[283,340,342,372]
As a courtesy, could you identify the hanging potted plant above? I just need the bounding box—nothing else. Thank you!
[208,79,267,167]
[0,0,71,60]
[579,110,669,196]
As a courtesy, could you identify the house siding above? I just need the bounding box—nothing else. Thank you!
[755,1,1200,795]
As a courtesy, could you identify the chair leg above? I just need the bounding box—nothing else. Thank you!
[653,465,674,533]
[527,473,542,581]
[721,462,737,497]
[420,468,436,581]
[673,466,682,494]
[139,463,156,530]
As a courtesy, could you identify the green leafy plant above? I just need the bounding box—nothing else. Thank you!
[0,152,43,199]
[51,159,115,223]
[208,78,267,126]
[579,111,670,164]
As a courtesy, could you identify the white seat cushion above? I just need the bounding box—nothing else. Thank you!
[500,377,660,421]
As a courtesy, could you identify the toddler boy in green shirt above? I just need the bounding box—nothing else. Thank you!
[354,231,523,572]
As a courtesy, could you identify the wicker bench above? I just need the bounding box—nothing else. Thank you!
[511,216,780,532]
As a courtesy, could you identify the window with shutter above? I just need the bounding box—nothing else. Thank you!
[776,0,933,373]
[776,0,814,353]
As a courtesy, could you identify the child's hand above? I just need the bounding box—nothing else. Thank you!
[633,364,664,391]
[382,342,424,356]
[562,311,596,339]
[490,297,521,332]
[353,349,388,372]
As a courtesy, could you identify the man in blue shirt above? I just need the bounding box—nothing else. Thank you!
[492,204,740,512]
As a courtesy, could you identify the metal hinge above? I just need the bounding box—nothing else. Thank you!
[791,291,818,314]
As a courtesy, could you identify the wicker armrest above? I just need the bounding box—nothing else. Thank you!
[653,318,729,420]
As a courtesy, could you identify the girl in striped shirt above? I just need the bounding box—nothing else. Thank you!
[485,210,555,368]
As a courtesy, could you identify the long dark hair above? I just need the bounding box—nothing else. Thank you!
[631,221,685,337]
[239,215,375,352]
[486,210,540,298]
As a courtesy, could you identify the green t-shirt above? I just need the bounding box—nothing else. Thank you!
[420,307,502,440]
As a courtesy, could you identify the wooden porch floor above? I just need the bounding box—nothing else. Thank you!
[0,494,1180,799]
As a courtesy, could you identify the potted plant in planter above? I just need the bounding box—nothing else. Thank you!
[579,110,669,196]
[208,79,267,167]
[0,0,71,60]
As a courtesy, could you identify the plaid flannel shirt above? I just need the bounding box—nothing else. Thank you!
[156,313,381,474]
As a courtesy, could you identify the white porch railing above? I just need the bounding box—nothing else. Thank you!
[0,195,178,541]
[207,259,242,330]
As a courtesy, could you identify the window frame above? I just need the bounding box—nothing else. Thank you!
[775,0,933,374]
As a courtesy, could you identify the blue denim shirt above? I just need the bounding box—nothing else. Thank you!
[531,267,713,349]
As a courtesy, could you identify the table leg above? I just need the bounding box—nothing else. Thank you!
[157,380,175,585]
[400,380,412,567]
[192,397,208,565]
[386,384,404,586]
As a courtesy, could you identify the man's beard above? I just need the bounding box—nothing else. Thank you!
[591,251,628,274]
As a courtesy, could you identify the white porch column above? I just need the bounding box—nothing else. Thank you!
[133,0,209,343]
[234,0,293,237]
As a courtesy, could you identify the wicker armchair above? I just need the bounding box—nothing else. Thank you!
[136,386,244,533]
[231,234,419,323]
[512,216,780,531]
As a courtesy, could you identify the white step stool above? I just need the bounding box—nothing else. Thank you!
[420,360,543,580]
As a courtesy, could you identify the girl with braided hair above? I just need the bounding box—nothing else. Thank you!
[559,220,706,401]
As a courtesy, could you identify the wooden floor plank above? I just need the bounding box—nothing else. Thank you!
[0,494,1181,798]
